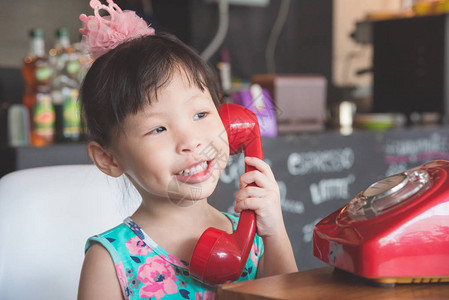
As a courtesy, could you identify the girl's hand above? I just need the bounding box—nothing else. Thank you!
[234,156,298,277]
[234,156,285,238]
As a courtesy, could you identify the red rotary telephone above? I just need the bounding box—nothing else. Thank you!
[313,160,449,286]
[189,103,263,286]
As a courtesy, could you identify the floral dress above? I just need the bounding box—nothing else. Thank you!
[85,212,264,300]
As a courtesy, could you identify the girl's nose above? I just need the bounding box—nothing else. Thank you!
[179,139,202,153]
[175,126,202,153]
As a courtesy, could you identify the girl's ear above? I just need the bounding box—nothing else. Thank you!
[87,141,124,178]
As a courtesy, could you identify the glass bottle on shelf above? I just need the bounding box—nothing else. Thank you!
[73,34,93,142]
[50,27,82,143]
[22,28,55,146]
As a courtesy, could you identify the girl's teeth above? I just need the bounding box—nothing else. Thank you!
[179,161,208,176]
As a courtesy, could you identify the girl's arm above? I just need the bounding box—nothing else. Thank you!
[234,157,298,278]
[78,243,124,300]
[256,226,298,277]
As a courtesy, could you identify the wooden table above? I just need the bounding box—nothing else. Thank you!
[216,267,449,300]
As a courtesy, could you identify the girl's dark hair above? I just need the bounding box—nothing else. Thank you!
[80,33,221,147]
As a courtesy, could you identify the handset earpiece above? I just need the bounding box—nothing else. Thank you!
[189,103,263,286]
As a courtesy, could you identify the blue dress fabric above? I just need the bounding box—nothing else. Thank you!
[85,212,264,300]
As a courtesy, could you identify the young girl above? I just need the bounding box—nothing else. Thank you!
[77,1,297,299]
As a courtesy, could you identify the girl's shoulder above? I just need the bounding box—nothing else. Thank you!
[83,214,264,299]
[85,219,215,299]
[79,242,125,299]
[87,222,129,241]
[85,219,188,269]
[85,223,132,256]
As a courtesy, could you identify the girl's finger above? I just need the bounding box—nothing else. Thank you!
[244,157,276,180]
[239,170,271,189]
[234,197,265,213]
[235,186,265,201]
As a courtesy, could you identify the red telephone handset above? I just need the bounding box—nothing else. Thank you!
[189,103,263,286]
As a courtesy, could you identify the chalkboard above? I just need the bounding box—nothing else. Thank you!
[209,126,449,271]
[3,126,449,271]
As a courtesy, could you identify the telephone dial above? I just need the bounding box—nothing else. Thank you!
[189,103,263,286]
[313,160,449,286]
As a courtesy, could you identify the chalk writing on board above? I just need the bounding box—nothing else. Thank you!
[383,133,449,176]
[287,148,354,176]
[310,174,355,205]
[384,133,448,158]
[302,218,322,243]
[220,156,305,215]
[279,180,305,214]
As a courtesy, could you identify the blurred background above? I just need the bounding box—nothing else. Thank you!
[0,0,408,111]
[2,0,449,271]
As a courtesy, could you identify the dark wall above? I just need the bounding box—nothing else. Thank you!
[0,0,335,105]
[190,0,333,79]
[150,0,337,104]
[0,68,23,105]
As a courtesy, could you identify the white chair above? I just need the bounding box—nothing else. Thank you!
[0,165,141,300]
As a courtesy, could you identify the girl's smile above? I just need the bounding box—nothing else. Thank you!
[174,159,214,184]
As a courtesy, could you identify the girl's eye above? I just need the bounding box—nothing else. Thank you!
[149,127,166,135]
[194,112,207,120]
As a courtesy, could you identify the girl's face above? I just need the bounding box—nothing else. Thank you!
[110,70,229,205]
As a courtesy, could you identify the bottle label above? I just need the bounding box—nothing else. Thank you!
[35,65,52,81]
[63,88,81,138]
[35,61,53,85]
[66,59,81,76]
[34,93,55,138]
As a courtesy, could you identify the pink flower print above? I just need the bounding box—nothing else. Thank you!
[137,255,178,299]
[126,237,149,256]
[115,262,130,299]
[195,292,201,300]
[250,243,260,267]
[195,290,215,300]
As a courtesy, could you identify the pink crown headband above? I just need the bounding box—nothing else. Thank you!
[79,0,155,59]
